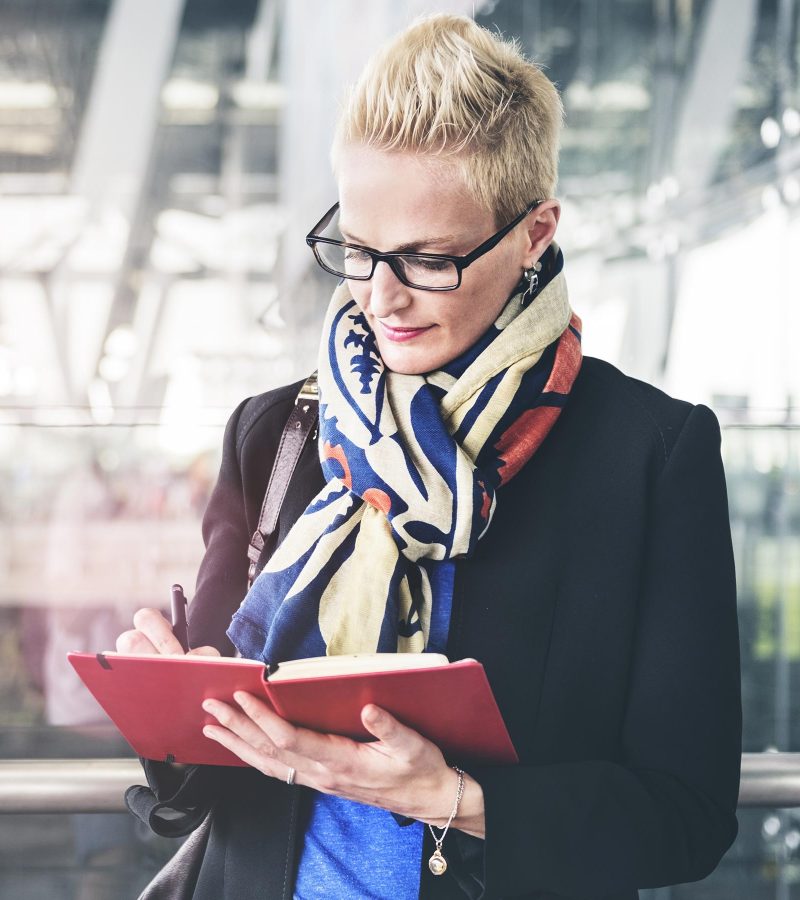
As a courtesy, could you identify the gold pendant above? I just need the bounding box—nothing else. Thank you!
[428,847,447,876]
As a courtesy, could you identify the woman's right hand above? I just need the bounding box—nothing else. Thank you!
[115,608,220,657]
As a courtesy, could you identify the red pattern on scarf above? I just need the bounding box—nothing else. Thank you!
[495,314,582,486]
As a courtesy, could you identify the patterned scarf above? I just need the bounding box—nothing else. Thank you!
[228,247,582,664]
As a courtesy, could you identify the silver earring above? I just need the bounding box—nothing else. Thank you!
[521,260,542,307]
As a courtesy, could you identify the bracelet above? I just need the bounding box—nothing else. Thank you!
[427,766,465,876]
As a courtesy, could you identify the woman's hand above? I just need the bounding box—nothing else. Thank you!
[202,692,486,838]
[115,607,220,657]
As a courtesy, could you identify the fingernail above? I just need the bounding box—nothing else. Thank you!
[202,700,215,713]
[233,691,248,705]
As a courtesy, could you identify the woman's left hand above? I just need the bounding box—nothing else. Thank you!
[201,692,484,835]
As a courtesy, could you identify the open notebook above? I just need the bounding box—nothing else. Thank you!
[68,651,518,767]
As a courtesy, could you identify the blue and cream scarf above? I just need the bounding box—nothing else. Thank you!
[228,247,582,664]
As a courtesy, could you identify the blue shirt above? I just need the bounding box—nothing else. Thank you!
[293,793,424,899]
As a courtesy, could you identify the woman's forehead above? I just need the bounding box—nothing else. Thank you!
[335,145,491,248]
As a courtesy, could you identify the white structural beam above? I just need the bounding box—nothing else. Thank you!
[671,0,759,196]
[48,0,185,404]
[632,0,759,383]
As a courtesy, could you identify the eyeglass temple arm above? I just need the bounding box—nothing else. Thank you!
[457,200,543,268]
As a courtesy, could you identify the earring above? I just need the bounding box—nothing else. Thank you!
[521,260,543,307]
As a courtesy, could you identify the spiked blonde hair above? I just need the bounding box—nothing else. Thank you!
[332,14,563,225]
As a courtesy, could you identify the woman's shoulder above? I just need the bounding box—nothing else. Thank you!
[575,356,718,465]
[229,376,310,452]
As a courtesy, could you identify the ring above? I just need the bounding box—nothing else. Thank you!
[286,767,296,785]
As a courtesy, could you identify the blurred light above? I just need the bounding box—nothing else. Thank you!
[98,355,129,383]
[0,80,57,109]
[159,361,207,456]
[760,117,781,149]
[594,81,650,112]
[734,83,765,110]
[88,378,114,425]
[98,448,120,471]
[14,364,38,396]
[646,238,666,262]
[761,185,782,211]
[231,80,285,110]
[150,237,202,274]
[0,351,11,396]
[646,183,667,207]
[786,830,800,851]
[0,173,68,194]
[783,107,800,137]
[783,177,800,205]
[161,79,219,111]
[661,175,680,199]
[67,212,129,273]
[565,80,650,113]
[574,222,603,248]
[564,80,593,111]
[199,195,226,217]
[611,197,636,229]
[0,132,56,156]
[763,815,781,838]
[104,325,138,359]
[662,232,680,256]
[548,27,574,49]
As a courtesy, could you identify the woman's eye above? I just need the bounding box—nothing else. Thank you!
[408,256,450,272]
[344,248,372,263]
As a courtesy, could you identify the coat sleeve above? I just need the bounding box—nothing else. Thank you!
[188,397,253,656]
[126,400,255,836]
[129,389,305,837]
[466,404,742,899]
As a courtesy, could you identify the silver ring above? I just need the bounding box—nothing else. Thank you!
[286,767,296,785]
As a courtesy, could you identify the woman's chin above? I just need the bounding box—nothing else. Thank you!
[381,349,441,376]
[377,336,452,376]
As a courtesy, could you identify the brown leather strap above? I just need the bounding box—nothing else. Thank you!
[247,373,319,587]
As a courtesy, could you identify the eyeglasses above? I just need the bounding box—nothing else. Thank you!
[305,200,542,292]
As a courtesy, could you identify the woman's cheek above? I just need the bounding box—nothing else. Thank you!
[347,281,370,315]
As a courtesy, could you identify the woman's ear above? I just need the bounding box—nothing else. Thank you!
[523,199,560,267]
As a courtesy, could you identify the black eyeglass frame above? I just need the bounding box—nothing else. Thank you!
[305,199,543,292]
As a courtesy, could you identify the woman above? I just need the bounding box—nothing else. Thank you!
[119,14,741,900]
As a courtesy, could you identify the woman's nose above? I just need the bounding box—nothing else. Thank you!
[367,260,412,318]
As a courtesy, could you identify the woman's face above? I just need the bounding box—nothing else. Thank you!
[335,145,557,375]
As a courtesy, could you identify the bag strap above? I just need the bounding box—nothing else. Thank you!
[247,372,319,587]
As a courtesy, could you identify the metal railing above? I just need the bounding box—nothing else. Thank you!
[0,753,798,813]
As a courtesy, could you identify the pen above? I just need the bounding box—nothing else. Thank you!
[170,583,190,652]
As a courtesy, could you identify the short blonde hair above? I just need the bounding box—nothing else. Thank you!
[332,14,563,225]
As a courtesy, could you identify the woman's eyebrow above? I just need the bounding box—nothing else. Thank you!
[339,224,459,252]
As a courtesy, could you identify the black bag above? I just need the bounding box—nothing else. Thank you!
[137,814,212,900]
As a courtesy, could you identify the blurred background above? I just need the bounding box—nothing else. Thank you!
[0,0,798,896]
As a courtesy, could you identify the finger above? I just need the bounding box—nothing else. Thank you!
[232,692,342,771]
[202,698,276,750]
[115,629,159,655]
[187,646,221,657]
[132,607,185,655]
[360,705,419,754]
[203,723,303,785]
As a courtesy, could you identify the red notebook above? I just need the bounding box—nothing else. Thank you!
[67,651,518,767]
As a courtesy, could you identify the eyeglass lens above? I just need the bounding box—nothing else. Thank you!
[314,243,459,289]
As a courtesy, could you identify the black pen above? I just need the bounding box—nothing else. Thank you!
[170,583,190,652]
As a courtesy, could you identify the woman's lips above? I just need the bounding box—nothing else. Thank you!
[379,322,434,342]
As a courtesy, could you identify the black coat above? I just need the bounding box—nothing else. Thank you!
[135,356,742,900]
